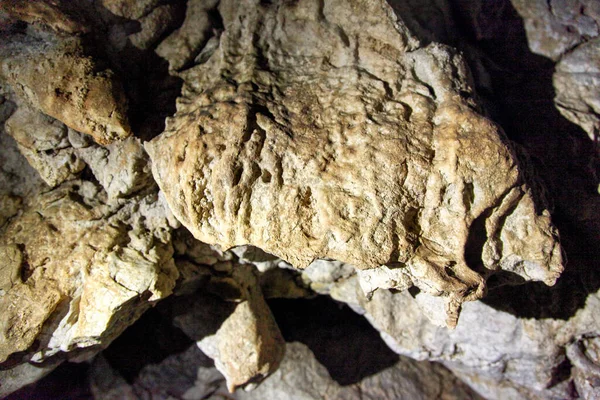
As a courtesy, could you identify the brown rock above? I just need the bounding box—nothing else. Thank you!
[0,38,131,145]
[147,0,563,325]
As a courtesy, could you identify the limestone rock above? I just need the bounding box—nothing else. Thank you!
[554,38,600,142]
[567,338,600,399]
[100,0,162,20]
[147,0,563,326]
[510,0,600,61]
[165,265,286,391]
[90,348,227,400]
[0,359,60,398]
[129,4,182,50]
[0,180,179,365]
[4,104,86,187]
[0,35,131,145]
[298,258,590,399]
[235,342,482,400]
[90,340,481,400]
[78,136,155,199]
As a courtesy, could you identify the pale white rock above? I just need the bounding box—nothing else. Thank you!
[78,136,155,199]
[0,360,60,398]
[4,104,85,187]
[147,0,563,327]
[298,260,579,399]
[235,341,482,400]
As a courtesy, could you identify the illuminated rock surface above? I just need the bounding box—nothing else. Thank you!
[1,0,599,399]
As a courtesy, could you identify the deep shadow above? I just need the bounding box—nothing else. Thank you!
[68,0,186,142]
[268,296,400,386]
[102,307,194,383]
[445,0,600,319]
[5,362,92,400]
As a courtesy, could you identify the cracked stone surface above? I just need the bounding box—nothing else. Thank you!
[2,0,600,399]
[554,37,600,143]
[147,0,563,327]
[510,0,600,61]
[0,178,179,365]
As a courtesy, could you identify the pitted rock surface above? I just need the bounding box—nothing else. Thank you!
[147,0,563,325]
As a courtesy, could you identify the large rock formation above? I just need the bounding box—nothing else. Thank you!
[147,0,563,327]
[2,0,599,399]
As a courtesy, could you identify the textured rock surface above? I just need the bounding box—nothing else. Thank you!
[2,0,600,399]
[4,104,86,187]
[554,38,600,142]
[0,35,131,145]
[0,0,89,34]
[511,0,600,61]
[161,272,286,390]
[0,178,179,365]
[147,0,563,326]
[89,340,481,400]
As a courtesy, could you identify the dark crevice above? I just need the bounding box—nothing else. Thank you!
[268,296,400,386]
[102,307,194,383]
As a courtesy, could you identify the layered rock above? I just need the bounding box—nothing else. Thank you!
[147,0,563,326]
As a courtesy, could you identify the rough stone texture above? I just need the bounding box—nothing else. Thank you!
[510,0,600,61]
[4,104,86,187]
[510,0,600,145]
[0,35,131,145]
[147,0,563,327]
[194,266,286,392]
[162,264,286,391]
[0,179,179,366]
[89,340,481,400]
[155,0,220,71]
[297,257,600,399]
[0,0,89,34]
[2,0,600,398]
[78,136,155,199]
[554,37,600,143]
[236,342,482,400]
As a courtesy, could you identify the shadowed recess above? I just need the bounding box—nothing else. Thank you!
[268,296,400,386]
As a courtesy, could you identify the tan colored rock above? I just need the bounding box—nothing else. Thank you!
[0,37,131,145]
[170,264,285,392]
[0,181,179,365]
[147,0,563,325]
[0,0,88,34]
